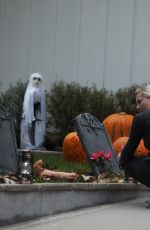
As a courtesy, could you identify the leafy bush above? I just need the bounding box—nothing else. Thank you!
[115,85,138,115]
[46,81,116,145]
[87,86,116,121]
[0,80,139,148]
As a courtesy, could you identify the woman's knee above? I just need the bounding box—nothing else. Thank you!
[125,157,150,186]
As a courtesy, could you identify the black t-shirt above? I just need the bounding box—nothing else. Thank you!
[119,109,150,166]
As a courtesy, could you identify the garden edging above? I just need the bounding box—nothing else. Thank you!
[0,182,150,226]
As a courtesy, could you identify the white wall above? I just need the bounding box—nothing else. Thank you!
[0,0,150,92]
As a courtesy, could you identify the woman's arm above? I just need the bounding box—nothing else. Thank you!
[119,115,142,167]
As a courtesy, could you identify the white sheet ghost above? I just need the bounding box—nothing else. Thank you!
[20,73,46,149]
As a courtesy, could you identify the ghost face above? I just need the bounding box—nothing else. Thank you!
[31,76,42,87]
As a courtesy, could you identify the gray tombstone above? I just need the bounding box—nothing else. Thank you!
[0,106,18,174]
[73,113,123,177]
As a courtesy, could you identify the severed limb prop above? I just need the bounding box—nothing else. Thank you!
[33,160,77,181]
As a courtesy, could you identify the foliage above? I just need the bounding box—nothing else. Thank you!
[46,81,92,142]
[0,80,139,148]
[33,154,90,173]
[46,81,116,145]
[85,86,116,121]
[32,154,91,183]
[114,85,138,115]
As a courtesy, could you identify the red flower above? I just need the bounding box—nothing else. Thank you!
[90,152,99,160]
[97,150,103,158]
[103,152,111,160]
[90,150,111,161]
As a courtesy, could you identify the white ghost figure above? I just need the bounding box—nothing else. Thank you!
[20,73,46,150]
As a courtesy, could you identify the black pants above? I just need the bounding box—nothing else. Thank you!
[125,156,150,187]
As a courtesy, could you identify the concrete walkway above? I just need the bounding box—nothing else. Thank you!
[1,197,150,230]
[0,183,150,226]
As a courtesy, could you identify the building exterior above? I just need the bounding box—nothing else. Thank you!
[0,0,150,92]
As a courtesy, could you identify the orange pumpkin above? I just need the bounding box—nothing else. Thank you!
[112,136,149,157]
[63,132,86,163]
[102,112,134,143]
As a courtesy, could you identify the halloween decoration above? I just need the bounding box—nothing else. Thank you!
[63,132,86,163]
[73,113,122,177]
[0,106,18,174]
[113,136,149,156]
[20,73,46,150]
[33,160,77,181]
[102,112,134,143]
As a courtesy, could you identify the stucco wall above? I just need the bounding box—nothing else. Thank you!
[0,0,150,92]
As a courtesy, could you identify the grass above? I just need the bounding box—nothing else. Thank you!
[32,154,91,183]
[33,154,90,173]
[32,154,123,183]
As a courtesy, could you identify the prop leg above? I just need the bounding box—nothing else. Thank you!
[33,160,77,181]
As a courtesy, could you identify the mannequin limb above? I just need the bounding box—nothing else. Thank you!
[33,160,77,181]
[41,169,77,181]
[33,160,43,177]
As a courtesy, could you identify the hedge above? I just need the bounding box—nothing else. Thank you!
[0,80,138,148]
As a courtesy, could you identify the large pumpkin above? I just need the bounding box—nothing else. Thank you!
[102,112,134,143]
[63,132,86,163]
[112,136,149,157]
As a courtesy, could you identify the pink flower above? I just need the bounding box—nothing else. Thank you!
[90,150,111,161]
[97,150,103,158]
[103,152,111,160]
[90,152,98,160]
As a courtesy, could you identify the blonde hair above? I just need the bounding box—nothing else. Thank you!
[135,83,150,98]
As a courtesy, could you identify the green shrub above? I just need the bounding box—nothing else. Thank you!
[46,81,116,145]
[87,86,116,121]
[0,80,139,148]
[115,85,138,115]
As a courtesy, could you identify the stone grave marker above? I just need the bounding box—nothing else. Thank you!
[0,106,18,174]
[73,113,122,177]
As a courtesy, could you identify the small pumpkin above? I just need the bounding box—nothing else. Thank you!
[63,132,86,163]
[112,136,149,157]
[102,112,134,143]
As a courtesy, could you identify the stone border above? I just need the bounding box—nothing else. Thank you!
[0,182,150,226]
